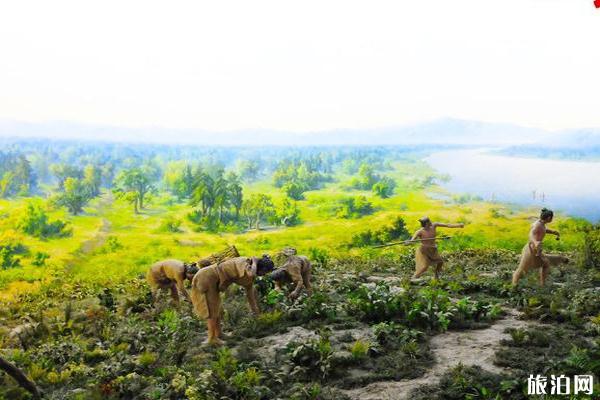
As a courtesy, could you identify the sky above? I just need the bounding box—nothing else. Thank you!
[0,0,599,136]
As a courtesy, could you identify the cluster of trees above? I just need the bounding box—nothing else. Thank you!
[273,157,332,200]
[241,194,300,230]
[0,140,422,232]
[0,152,36,198]
[16,202,71,239]
[348,163,397,198]
[350,216,409,247]
[165,164,242,222]
[332,196,374,219]
[187,169,243,229]
[166,163,301,231]
[50,164,109,215]
[237,159,261,182]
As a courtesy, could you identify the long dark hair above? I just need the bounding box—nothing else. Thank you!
[256,254,275,275]
[540,208,554,220]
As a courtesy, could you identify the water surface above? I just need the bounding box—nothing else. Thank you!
[425,149,600,221]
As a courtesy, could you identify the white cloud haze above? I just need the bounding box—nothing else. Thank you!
[0,0,599,137]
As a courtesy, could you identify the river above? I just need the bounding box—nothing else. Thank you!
[424,148,600,222]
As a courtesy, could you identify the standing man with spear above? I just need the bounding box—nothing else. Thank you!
[408,217,464,279]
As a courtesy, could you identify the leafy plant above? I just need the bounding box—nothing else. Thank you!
[288,332,333,380]
[16,202,71,238]
[349,339,370,360]
[347,282,407,323]
[158,216,182,233]
[157,309,180,333]
[31,251,50,266]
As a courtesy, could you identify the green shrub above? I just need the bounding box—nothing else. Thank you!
[372,177,396,198]
[158,216,182,233]
[98,236,123,254]
[16,202,71,239]
[346,282,407,323]
[288,332,333,379]
[31,251,50,266]
[407,287,453,331]
[372,322,423,347]
[351,216,409,247]
[333,196,374,219]
[157,309,180,333]
[289,291,338,323]
[349,340,370,360]
[308,247,330,269]
[0,246,20,269]
[584,225,600,269]
[138,351,158,367]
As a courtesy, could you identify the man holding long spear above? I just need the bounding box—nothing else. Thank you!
[408,216,464,279]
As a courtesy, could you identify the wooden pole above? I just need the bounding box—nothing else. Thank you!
[372,236,452,248]
[0,356,42,399]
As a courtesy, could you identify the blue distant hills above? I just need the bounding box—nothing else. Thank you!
[0,118,599,152]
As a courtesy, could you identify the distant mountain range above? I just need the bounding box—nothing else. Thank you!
[496,128,600,160]
[0,118,598,147]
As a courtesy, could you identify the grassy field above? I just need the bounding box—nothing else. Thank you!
[0,155,598,400]
[0,160,583,297]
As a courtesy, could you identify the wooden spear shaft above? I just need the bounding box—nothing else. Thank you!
[372,236,452,248]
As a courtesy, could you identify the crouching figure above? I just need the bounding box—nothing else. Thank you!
[271,247,313,299]
[190,255,274,346]
[147,259,199,305]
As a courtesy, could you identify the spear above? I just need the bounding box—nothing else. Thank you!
[372,236,452,248]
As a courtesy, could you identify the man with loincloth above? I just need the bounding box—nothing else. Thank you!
[512,208,565,287]
[410,217,464,279]
[271,247,313,299]
[147,259,199,305]
[190,255,275,346]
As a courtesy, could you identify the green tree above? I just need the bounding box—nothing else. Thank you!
[237,159,260,181]
[372,177,396,198]
[275,198,301,226]
[50,164,83,191]
[54,177,90,215]
[350,163,378,190]
[114,168,156,213]
[0,172,14,198]
[83,164,102,198]
[0,152,37,197]
[242,194,275,230]
[283,181,306,201]
[213,172,229,222]
[227,172,243,220]
[190,170,215,216]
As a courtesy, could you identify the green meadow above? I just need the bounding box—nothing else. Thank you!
[0,158,583,298]
[0,143,598,400]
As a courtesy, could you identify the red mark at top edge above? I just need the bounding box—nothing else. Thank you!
[595,0,600,8]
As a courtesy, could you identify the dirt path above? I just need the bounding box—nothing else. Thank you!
[78,192,113,254]
[342,309,536,400]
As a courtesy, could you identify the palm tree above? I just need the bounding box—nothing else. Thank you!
[227,172,243,220]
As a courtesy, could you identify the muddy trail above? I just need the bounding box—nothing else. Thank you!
[342,309,537,400]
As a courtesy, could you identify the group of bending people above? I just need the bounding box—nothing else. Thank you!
[147,207,567,346]
[147,248,312,345]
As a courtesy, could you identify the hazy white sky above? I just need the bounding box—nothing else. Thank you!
[0,0,599,133]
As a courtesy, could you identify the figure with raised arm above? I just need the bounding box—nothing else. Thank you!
[410,217,464,279]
